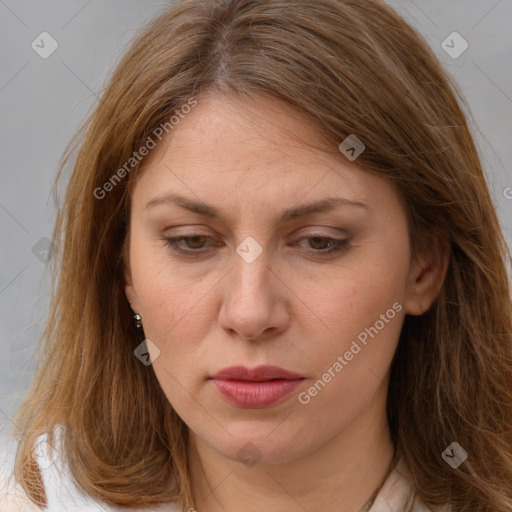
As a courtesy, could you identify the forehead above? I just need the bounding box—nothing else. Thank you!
[148,93,334,169]
[130,93,398,220]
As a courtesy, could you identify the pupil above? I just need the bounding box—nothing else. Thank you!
[188,236,205,248]
[311,237,328,249]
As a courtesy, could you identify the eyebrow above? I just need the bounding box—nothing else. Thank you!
[144,193,368,226]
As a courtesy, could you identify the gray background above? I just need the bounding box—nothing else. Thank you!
[1,0,511,456]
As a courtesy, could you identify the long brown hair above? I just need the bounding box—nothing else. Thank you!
[11,0,512,510]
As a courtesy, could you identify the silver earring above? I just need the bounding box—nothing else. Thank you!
[133,313,143,329]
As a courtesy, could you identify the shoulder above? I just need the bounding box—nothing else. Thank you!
[0,470,41,511]
[369,458,452,512]
[0,435,41,511]
[1,426,182,512]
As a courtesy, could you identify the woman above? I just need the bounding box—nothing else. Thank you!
[3,0,512,510]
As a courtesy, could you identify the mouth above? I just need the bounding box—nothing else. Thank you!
[209,365,305,408]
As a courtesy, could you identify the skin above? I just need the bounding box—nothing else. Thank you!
[124,93,448,512]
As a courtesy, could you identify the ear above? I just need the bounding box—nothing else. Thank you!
[404,235,450,316]
[124,263,139,313]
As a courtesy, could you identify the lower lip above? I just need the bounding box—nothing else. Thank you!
[211,378,304,408]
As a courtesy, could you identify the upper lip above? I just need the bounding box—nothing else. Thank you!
[211,365,304,381]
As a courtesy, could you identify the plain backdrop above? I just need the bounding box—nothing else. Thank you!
[1,0,511,458]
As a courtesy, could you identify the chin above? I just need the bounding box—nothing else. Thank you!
[209,425,313,466]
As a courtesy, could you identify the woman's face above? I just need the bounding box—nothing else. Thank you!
[125,93,427,465]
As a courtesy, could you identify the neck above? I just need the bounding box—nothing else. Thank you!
[187,381,395,512]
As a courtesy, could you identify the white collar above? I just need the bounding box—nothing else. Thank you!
[33,427,451,512]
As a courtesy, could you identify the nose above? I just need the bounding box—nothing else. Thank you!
[217,248,290,341]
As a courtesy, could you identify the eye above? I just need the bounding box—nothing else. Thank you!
[161,233,350,257]
[293,234,350,255]
[162,235,216,255]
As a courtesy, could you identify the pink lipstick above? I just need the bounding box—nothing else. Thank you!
[210,365,305,408]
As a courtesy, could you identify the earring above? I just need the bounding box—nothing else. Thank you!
[133,312,143,329]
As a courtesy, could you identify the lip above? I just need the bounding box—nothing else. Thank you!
[211,365,304,381]
[209,365,305,408]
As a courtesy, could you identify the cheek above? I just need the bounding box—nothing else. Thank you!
[132,261,215,412]
[289,286,404,442]
[126,225,214,414]
[295,283,403,384]
[135,269,214,355]
[293,249,407,398]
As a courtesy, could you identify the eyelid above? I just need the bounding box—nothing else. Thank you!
[161,230,351,257]
[162,225,349,239]
[161,228,348,243]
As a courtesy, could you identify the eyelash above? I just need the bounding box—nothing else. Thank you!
[161,234,350,257]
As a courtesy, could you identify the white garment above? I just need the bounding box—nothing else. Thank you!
[1,426,450,512]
